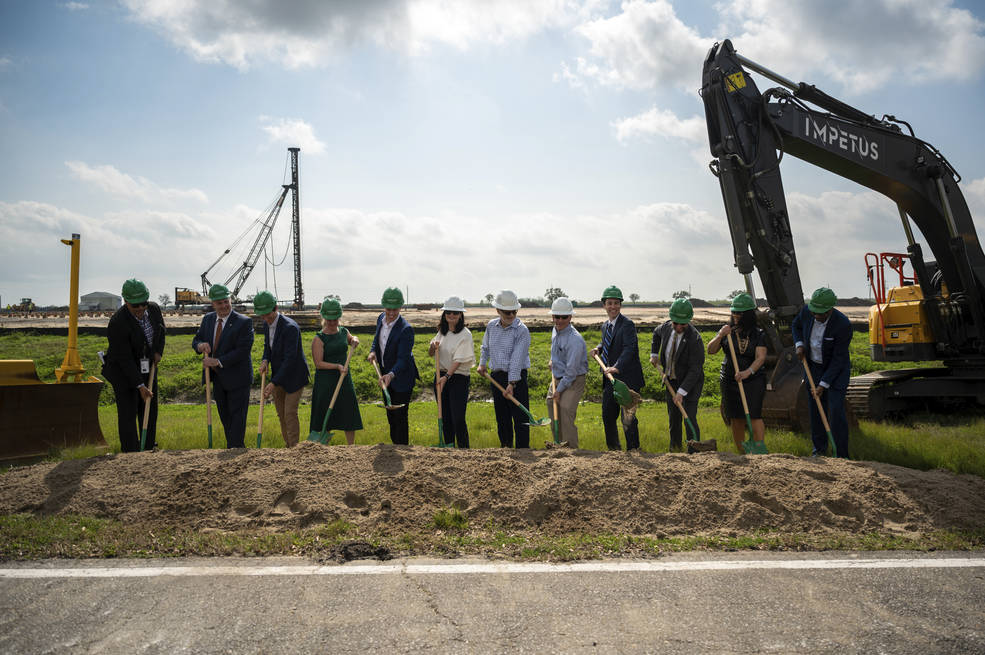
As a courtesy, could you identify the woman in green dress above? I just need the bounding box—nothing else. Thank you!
[310,298,362,444]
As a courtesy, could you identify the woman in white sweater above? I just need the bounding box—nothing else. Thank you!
[428,296,475,447]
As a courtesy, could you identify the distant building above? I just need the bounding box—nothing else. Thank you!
[81,291,121,311]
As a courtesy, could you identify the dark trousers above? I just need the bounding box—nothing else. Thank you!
[112,374,158,453]
[490,369,529,449]
[213,379,249,448]
[385,388,412,445]
[807,361,850,458]
[602,380,640,450]
[666,383,700,448]
[438,374,470,448]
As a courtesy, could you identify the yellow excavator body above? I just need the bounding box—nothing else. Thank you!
[868,285,937,362]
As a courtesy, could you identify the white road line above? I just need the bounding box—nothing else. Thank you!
[1,558,984,579]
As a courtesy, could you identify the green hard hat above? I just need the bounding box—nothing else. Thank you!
[668,298,693,323]
[121,278,149,304]
[601,285,623,301]
[253,290,276,316]
[320,298,342,320]
[808,287,837,313]
[381,287,404,309]
[730,292,756,312]
[208,284,231,301]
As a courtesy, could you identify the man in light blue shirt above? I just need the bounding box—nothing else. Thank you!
[547,298,588,448]
[478,290,532,448]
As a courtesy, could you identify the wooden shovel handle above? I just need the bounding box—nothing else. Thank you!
[434,351,443,414]
[204,362,213,425]
[257,368,266,433]
[142,363,156,431]
[801,358,833,433]
[656,362,690,420]
[591,353,616,382]
[328,346,355,411]
[479,369,523,408]
[725,331,751,415]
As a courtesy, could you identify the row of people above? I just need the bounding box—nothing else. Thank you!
[102,280,850,458]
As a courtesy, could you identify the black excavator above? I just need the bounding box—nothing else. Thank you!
[700,39,985,430]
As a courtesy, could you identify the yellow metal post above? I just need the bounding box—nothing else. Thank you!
[55,233,85,382]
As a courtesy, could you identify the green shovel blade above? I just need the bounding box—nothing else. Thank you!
[827,431,838,458]
[611,379,632,406]
[308,406,333,444]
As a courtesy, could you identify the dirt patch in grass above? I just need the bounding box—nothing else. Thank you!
[1,445,983,541]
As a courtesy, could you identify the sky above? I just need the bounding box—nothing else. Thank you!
[2,0,985,307]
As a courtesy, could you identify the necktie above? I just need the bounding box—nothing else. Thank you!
[668,333,679,380]
[214,317,224,350]
[601,322,613,362]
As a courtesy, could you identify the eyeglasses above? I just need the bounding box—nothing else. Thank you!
[444,311,461,316]
[499,310,517,316]
[552,315,571,320]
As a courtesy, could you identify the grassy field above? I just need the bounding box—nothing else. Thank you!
[0,328,929,407]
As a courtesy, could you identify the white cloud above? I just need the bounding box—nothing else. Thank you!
[120,0,604,69]
[612,106,705,143]
[721,0,985,94]
[62,2,89,10]
[259,117,326,155]
[564,0,712,91]
[65,161,208,204]
[0,57,11,71]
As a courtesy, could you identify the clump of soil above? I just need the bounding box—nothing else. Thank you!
[1,444,983,537]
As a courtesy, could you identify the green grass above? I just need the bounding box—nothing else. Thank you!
[1,513,981,560]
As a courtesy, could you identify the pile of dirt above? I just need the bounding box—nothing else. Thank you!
[2,445,983,538]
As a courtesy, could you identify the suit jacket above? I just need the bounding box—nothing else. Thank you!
[651,321,705,396]
[262,313,309,394]
[192,310,254,390]
[102,302,166,389]
[597,313,644,390]
[371,313,419,393]
[791,306,852,390]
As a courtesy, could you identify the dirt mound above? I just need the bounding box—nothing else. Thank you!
[1,445,983,537]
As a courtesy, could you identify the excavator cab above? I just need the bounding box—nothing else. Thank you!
[866,253,937,362]
[0,235,106,463]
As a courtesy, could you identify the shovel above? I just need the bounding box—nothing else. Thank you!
[592,353,642,425]
[308,345,355,444]
[139,362,156,452]
[654,359,700,444]
[434,352,453,448]
[478,370,551,427]
[801,358,840,457]
[371,357,407,411]
[726,331,767,455]
[548,376,561,445]
[256,368,267,449]
[204,362,213,449]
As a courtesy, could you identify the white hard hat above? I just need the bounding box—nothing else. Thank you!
[549,297,574,315]
[491,289,521,311]
[441,296,466,312]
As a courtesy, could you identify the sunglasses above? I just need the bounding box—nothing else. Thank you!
[552,315,571,320]
[499,310,517,316]
[131,301,148,308]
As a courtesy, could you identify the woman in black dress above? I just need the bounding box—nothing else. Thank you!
[707,293,768,453]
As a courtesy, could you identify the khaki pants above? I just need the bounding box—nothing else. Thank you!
[273,386,303,447]
[546,374,586,448]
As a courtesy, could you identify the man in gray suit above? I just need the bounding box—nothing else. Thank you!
[651,298,704,451]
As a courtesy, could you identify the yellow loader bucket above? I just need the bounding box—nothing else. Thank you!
[0,360,106,463]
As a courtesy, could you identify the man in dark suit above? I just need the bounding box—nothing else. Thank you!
[102,278,166,452]
[255,291,309,447]
[193,284,254,448]
[368,287,419,445]
[792,287,852,458]
[650,298,705,451]
[591,285,645,450]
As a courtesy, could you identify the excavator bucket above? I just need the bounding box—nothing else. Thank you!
[0,360,106,463]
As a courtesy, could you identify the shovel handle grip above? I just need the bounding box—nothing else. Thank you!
[591,353,616,382]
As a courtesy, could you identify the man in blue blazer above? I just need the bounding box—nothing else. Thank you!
[369,287,419,445]
[791,287,852,458]
[591,285,645,450]
[255,291,309,447]
[193,284,255,448]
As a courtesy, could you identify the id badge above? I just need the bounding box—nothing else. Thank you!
[140,358,150,374]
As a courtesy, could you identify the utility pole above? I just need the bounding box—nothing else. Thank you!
[288,147,303,309]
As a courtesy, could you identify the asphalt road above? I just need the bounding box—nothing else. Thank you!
[1,552,983,654]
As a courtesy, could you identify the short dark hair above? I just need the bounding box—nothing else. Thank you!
[439,311,465,335]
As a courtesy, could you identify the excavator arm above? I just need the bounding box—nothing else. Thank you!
[700,39,985,426]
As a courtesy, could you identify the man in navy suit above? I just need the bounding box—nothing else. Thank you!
[792,287,852,458]
[193,284,254,448]
[369,287,419,445]
[255,291,309,447]
[591,285,645,451]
